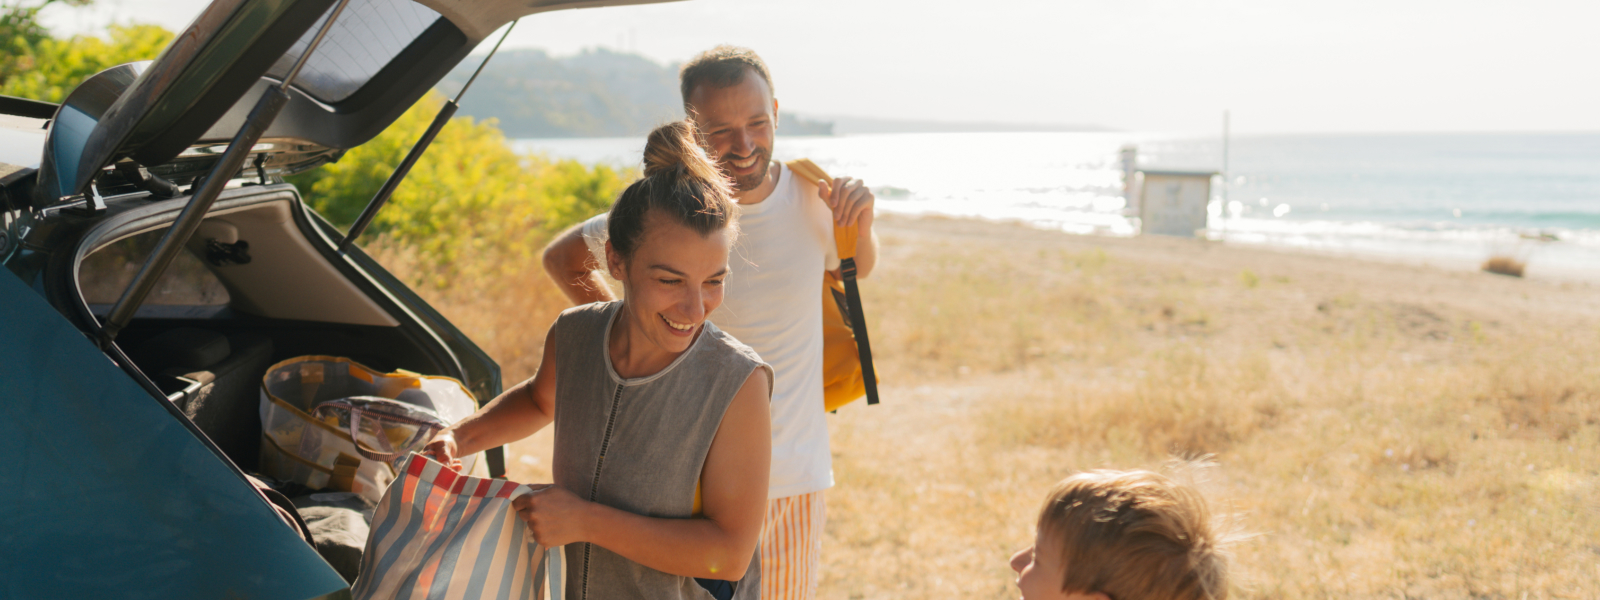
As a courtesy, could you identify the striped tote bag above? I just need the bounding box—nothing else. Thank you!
[351,454,565,600]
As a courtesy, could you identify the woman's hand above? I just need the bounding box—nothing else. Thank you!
[421,431,463,472]
[564,368,770,579]
[513,485,591,547]
[413,322,561,473]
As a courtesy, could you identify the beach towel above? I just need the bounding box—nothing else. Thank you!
[351,453,564,600]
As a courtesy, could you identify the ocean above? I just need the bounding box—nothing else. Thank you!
[511,132,1600,280]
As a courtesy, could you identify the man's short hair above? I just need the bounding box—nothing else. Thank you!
[679,45,774,109]
[1039,470,1230,600]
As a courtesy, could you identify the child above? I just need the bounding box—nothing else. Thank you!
[1009,470,1230,600]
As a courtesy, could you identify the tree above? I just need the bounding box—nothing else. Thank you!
[0,0,88,48]
[288,92,631,285]
[2,0,88,89]
[0,0,172,103]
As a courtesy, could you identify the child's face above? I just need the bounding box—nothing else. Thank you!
[1008,528,1107,600]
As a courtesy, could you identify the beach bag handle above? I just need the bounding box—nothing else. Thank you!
[313,396,448,463]
[347,405,443,463]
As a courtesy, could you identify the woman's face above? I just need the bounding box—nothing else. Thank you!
[607,211,733,355]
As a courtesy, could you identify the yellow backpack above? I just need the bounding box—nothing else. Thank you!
[787,159,880,411]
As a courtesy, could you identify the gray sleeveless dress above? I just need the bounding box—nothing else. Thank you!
[549,301,771,600]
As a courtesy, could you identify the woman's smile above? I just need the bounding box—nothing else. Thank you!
[660,313,697,336]
[606,213,730,375]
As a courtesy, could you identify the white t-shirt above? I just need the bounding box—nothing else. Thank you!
[580,162,840,498]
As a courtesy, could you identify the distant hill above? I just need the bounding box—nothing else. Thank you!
[438,48,832,138]
[437,48,1105,138]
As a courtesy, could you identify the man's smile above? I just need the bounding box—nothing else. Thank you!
[728,154,759,170]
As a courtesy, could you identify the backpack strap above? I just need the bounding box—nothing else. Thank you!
[787,159,856,259]
[786,159,879,406]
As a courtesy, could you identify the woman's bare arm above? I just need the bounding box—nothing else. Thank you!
[423,325,560,464]
[516,366,771,580]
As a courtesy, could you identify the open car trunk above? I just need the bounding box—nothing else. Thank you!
[70,182,488,474]
[2,0,687,593]
[49,181,501,582]
[35,0,684,205]
[0,231,353,600]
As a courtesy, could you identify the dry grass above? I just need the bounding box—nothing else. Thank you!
[384,215,1600,599]
[369,238,571,381]
[371,237,569,483]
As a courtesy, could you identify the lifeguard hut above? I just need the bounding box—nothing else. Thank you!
[1121,145,1217,237]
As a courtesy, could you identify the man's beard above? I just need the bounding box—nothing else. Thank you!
[723,147,771,193]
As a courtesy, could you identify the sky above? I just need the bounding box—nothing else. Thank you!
[43,0,1600,134]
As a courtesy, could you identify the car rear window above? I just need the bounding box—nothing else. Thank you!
[265,0,444,103]
[80,228,230,308]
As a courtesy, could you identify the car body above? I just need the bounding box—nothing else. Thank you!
[0,0,674,597]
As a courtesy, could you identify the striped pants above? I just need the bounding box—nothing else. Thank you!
[760,491,826,600]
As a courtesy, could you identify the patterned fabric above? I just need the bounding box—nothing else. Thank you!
[351,454,564,600]
[760,491,827,600]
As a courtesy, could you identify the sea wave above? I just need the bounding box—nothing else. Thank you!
[514,131,1600,280]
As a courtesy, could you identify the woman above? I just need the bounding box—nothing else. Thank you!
[423,121,771,600]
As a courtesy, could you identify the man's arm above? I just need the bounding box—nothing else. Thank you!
[851,227,879,280]
[542,222,616,305]
[821,177,880,279]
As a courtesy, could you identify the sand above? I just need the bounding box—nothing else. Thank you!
[494,214,1600,599]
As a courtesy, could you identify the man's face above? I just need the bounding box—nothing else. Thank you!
[688,70,777,194]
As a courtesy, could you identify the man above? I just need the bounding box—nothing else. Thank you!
[541,45,878,600]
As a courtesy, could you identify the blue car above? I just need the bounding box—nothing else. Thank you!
[0,0,669,597]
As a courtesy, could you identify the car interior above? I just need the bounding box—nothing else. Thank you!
[75,185,462,579]
[7,0,674,592]
[78,186,470,458]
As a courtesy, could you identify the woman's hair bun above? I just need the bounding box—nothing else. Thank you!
[607,120,739,259]
[641,120,724,184]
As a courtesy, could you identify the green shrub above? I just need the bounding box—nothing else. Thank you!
[0,23,172,102]
[288,92,631,286]
[1,11,628,289]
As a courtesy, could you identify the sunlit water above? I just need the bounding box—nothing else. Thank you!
[512,132,1600,280]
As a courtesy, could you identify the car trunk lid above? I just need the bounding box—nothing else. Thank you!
[34,0,682,207]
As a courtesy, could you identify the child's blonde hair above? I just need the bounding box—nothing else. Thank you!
[1038,470,1228,600]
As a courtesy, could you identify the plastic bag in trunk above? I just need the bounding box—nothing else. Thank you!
[260,356,481,503]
